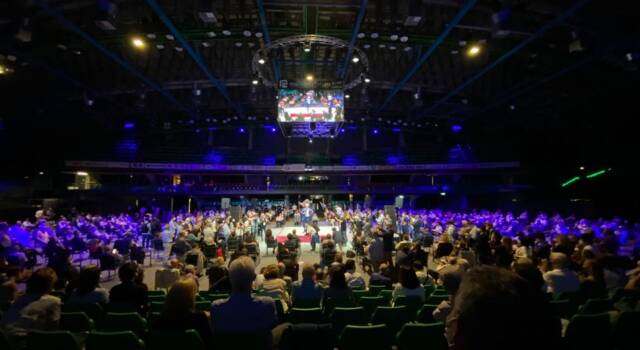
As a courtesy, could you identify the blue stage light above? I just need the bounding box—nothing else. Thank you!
[123,122,135,129]
[239,127,245,133]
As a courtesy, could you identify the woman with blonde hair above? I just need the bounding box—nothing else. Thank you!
[153,278,213,347]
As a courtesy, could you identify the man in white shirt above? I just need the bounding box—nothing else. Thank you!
[543,252,580,296]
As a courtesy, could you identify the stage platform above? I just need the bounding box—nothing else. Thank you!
[271,223,335,243]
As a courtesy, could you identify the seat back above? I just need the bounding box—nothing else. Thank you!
[352,289,368,303]
[394,296,424,321]
[279,324,333,350]
[565,312,612,350]
[60,312,96,332]
[102,312,148,338]
[292,298,321,309]
[329,307,367,337]
[86,331,144,350]
[323,297,356,316]
[416,304,439,324]
[148,329,205,350]
[378,290,393,305]
[62,303,104,327]
[396,322,447,350]
[612,311,640,350]
[339,324,390,350]
[426,294,448,305]
[577,298,613,315]
[371,306,409,345]
[27,330,81,350]
[195,300,211,312]
[368,285,385,296]
[288,307,324,324]
[358,296,386,319]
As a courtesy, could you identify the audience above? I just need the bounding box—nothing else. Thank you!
[343,259,365,289]
[109,262,148,312]
[66,265,109,305]
[543,252,580,296]
[392,266,426,303]
[291,263,323,304]
[322,264,354,305]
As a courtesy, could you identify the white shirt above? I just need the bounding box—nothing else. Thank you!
[543,268,580,295]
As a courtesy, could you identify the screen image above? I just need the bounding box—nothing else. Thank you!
[277,89,344,122]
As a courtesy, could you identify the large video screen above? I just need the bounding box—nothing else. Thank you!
[277,89,344,122]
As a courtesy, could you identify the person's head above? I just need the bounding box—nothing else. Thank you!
[379,263,389,275]
[301,263,315,280]
[441,271,463,296]
[398,266,420,289]
[413,260,424,272]
[334,251,344,264]
[512,258,544,292]
[287,233,293,240]
[344,259,356,273]
[26,267,57,295]
[169,259,181,269]
[439,234,450,243]
[76,265,101,295]
[451,266,559,350]
[165,278,198,317]
[549,252,569,270]
[228,256,256,293]
[118,262,138,283]
[328,264,347,289]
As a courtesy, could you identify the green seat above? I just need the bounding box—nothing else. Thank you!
[148,329,205,350]
[396,322,447,350]
[323,297,356,316]
[394,296,423,322]
[577,298,613,315]
[565,312,612,350]
[612,311,640,350]
[86,331,144,350]
[368,285,386,296]
[60,312,96,332]
[150,301,165,313]
[423,285,435,299]
[147,312,162,326]
[201,293,229,303]
[0,329,10,350]
[550,299,577,319]
[62,303,104,326]
[416,304,439,324]
[358,296,386,319]
[339,324,390,350]
[148,295,166,303]
[288,307,324,324]
[102,312,148,338]
[378,290,393,305]
[330,307,368,337]
[292,298,321,308]
[147,290,166,296]
[352,289,368,303]
[371,306,408,345]
[105,303,138,313]
[426,294,448,305]
[272,298,286,323]
[27,330,82,350]
[195,300,211,312]
[430,289,449,296]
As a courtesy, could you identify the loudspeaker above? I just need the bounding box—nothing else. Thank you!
[384,205,397,222]
[221,198,230,209]
[230,206,243,222]
[394,195,404,209]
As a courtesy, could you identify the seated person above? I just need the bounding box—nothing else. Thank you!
[207,257,231,293]
[369,263,393,288]
[261,264,291,309]
[66,265,109,305]
[291,263,323,304]
[0,268,61,333]
[153,278,213,348]
[433,271,462,322]
[322,263,354,305]
[392,266,425,303]
[413,261,435,286]
[211,256,277,348]
[109,262,148,312]
[344,259,365,289]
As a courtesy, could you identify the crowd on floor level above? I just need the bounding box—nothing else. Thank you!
[1,205,640,349]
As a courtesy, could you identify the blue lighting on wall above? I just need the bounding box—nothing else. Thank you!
[262,156,277,165]
[451,124,463,133]
[373,128,379,135]
[342,155,361,166]
[386,154,404,165]
[115,138,138,160]
[392,128,401,133]
[205,151,224,164]
[239,127,245,133]
[340,128,346,133]
[123,122,135,129]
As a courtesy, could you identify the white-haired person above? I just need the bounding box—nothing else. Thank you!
[210,256,277,349]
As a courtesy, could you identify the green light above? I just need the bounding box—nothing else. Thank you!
[586,169,607,179]
[561,176,581,187]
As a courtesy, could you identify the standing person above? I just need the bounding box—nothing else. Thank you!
[210,256,277,349]
[542,252,580,296]
[382,228,395,269]
[308,224,319,252]
[366,231,385,272]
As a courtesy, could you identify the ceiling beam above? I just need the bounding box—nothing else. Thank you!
[34,0,197,119]
[338,0,368,81]
[421,0,592,115]
[256,0,281,82]
[373,0,477,116]
[146,0,244,117]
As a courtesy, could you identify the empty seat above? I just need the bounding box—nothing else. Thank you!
[329,307,368,338]
[378,290,393,305]
[396,322,447,350]
[60,312,96,333]
[612,311,640,350]
[62,303,104,326]
[577,298,613,315]
[426,294,449,305]
[393,296,423,322]
[371,306,408,345]
[102,312,148,338]
[149,301,165,313]
[289,307,324,324]
[565,312,612,350]
[86,331,144,350]
[415,304,439,323]
[323,297,356,316]
[352,289,368,303]
[148,329,205,350]
[358,296,386,319]
[367,285,386,296]
[339,324,390,350]
[292,298,321,308]
[27,330,82,350]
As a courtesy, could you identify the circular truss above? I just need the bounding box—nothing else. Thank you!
[251,34,369,90]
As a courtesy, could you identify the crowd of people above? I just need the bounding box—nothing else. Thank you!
[1,203,639,349]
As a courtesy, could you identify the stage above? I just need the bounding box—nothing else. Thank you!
[271,223,337,243]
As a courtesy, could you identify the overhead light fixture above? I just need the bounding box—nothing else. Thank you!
[165,34,175,40]
[76,171,89,176]
[146,33,156,39]
[305,74,314,81]
[364,77,371,83]
[370,32,379,39]
[252,79,259,85]
[390,34,399,41]
[156,44,165,50]
[258,58,266,64]
[404,46,413,52]
[235,42,243,47]
[352,56,360,63]
[243,30,252,37]
[131,37,146,49]
[0,65,7,75]
[303,42,311,52]
[440,192,447,196]
[345,94,350,99]
[467,45,481,57]
[400,36,409,42]
[222,30,231,36]
[207,31,216,38]
[308,137,313,144]
[357,33,365,39]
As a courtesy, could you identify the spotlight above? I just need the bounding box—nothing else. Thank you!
[305,74,314,81]
[271,127,277,133]
[252,79,259,85]
[467,45,481,57]
[509,105,516,110]
[39,171,44,175]
[364,77,371,83]
[123,122,135,129]
[131,36,146,49]
[440,192,447,196]
[303,43,311,52]
[345,94,350,99]
[76,171,89,176]
[373,129,379,135]
[579,166,585,170]
[352,56,360,63]
[390,34,399,41]
[308,137,313,144]
[0,65,6,75]
[239,128,245,133]
[222,30,231,36]
[258,58,266,64]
